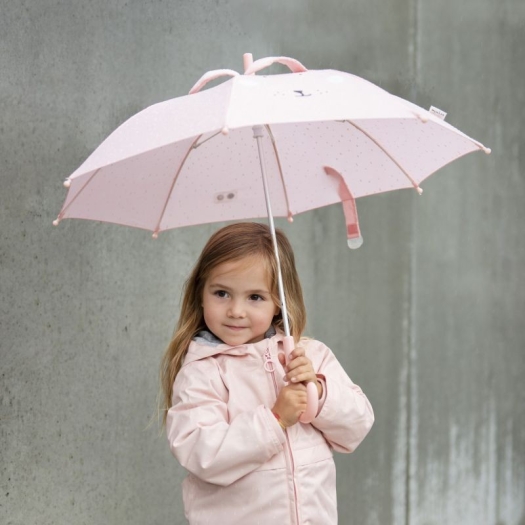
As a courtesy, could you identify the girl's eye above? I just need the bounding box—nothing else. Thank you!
[249,294,264,301]
[214,290,228,298]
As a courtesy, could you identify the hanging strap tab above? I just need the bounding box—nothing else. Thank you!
[324,166,363,249]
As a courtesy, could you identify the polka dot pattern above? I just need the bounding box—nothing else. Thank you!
[59,69,486,232]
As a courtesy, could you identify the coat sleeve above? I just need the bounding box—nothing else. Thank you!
[166,357,286,487]
[308,340,374,454]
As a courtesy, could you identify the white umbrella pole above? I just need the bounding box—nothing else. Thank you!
[252,125,291,338]
[252,125,317,424]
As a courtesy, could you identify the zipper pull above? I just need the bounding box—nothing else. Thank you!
[263,349,275,373]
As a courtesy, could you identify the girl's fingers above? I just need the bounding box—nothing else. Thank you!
[286,360,314,374]
[286,366,316,383]
[286,356,310,372]
[286,382,307,391]
[287,363,312,376]
[289,373,316,384]
[289,347,305,360]
[282,348,316,383]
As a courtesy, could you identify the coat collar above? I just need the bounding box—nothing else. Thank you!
[183,327,284,366]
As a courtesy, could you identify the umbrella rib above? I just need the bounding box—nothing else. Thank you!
[152,135,202,237]
[264,124,293,220]
[344,120,423,194]
[193,130,222,149]
[56,167,102,221]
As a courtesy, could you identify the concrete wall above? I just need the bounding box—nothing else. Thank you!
[1,1,523,524]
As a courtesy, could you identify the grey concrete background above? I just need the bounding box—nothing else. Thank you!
[1,1,523,524]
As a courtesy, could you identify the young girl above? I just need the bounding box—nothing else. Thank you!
[160,222,374,524]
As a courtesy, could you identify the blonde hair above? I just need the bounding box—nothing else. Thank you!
[159,222,306,426]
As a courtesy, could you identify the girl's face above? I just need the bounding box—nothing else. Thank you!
[202,256,279,346]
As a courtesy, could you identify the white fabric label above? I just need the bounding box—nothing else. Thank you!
[429,106,447,120]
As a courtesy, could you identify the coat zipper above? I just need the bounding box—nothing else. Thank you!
[264,348,301,525]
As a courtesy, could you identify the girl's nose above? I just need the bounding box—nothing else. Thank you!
[228,301,246,318]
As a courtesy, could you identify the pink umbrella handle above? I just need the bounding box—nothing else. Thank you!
[283,336,318,424]
[244,56,308,76]
[189,69,240,94]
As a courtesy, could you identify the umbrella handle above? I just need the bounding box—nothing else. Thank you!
[283,336,318,424]
[244,56,308,76]
[189,69,240,94]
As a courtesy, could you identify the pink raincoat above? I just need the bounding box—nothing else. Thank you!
[166,331,374,524]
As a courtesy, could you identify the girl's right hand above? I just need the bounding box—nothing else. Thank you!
[272,383,308,428]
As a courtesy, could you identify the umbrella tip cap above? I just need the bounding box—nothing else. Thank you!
[63,179,71,188]
[415,112,429,123]
[416,186,423,195]
[484,147,492,155]
[52,218,60,226]
[287,213,294,223]
[152,232,159,239]
[221,127,229,135]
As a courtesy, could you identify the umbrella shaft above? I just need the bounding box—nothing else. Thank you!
[253,126,291,338]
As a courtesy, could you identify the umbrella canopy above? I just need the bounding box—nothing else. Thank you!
[55,55,490,239]
[55,54,491,423]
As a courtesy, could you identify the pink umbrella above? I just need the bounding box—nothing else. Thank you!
[54,53,490,422]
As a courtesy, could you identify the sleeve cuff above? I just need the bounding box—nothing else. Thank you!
[315,374,327,417]
[263,407,287,446]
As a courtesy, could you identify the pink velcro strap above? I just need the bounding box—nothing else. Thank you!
[244,56,308,75]
[189,69,240,94]
[324,166,363,249]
